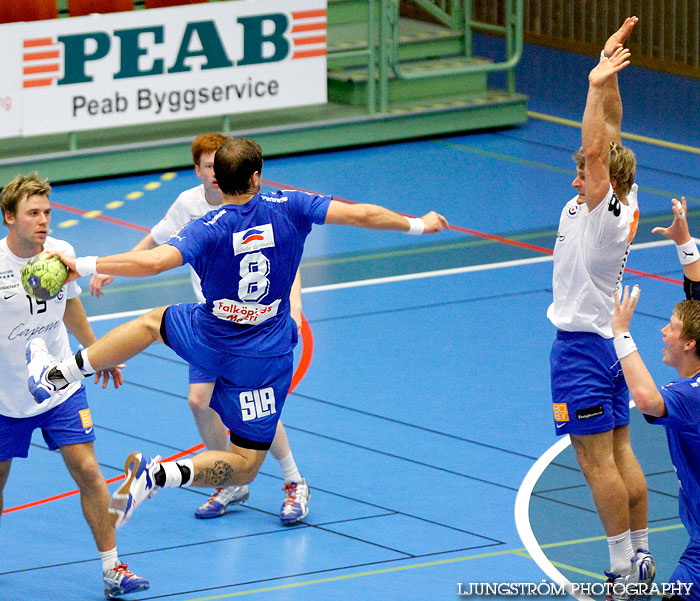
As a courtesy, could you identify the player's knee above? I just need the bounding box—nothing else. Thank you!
[138,306,168,341]
[72,459,106,490]
[188,391,211,413]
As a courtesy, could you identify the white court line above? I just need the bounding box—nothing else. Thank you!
[515,399,639,599]
[86,240,679,322]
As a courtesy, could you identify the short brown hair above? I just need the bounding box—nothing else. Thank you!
[214,138,263,195]
[572,142,636,198]
[1,173,51,226]
[675,300,700,359]
[191,133,231,166]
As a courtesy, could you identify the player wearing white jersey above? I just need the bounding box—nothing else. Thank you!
[547,18,655,597]
[89,133,310,524]
[0,174,147,599]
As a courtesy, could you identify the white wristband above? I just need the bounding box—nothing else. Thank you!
[676,240,699,265]
[75,256,98,277]
[406,217,425,236]
[613,332,637,359]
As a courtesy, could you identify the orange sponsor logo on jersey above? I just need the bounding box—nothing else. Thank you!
[628,207,639,244]
[79,408,93,429]
[552,403,569,422]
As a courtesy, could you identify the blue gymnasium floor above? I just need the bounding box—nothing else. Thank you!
[2,42,700,601]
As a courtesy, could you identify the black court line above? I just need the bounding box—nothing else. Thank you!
[535,469,676,494]
[288,393,580,472]
[494,130,700,183]
[306,287,553,325]
[530,493,598,515]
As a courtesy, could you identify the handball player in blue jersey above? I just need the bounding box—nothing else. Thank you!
[26,137,448,530]
[611,197,700,601]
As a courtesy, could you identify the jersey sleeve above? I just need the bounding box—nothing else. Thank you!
[584,185,638,249]
[151,193,193,245]
[651,379,700,431]
[282,190,332,230]
[164,212,217,266]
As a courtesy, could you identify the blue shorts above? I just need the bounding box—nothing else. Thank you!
[0,387,94,461]
[550,331,630,436]
[189,363,214,384]
[162,303,293,450]
[668,537,700,600]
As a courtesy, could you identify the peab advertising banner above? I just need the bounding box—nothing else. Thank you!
[0,0,327,138]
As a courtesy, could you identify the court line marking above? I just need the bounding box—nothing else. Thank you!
[528,111,700,156]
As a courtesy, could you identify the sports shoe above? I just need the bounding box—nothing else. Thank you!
[633,548,656,601]
[195,485,250,519]
[604,551,656,601]
[109,452,161,529]
[280,478,310,525]
[26,338,63,403]
[103,562,149,598]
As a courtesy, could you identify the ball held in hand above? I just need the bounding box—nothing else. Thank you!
[21,253,69,300]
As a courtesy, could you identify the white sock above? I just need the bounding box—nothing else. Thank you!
[278,452,302,483]
[160,459,194,488]
[607,529,634,574]
[630,528,649,553]
[99,547,119,572]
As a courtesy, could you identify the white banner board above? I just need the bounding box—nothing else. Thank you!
[0,0,327,138]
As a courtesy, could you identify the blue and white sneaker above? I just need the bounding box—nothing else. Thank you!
[109,452,161,529]
[633,548,656,601]
[195,485,250,519]
[103,561,149,598]
[26,338,62,403]
[280,478,310,525]
[604,551,655,601]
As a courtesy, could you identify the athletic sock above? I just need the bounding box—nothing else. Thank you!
[100,548,120,572]
[630,527,650,552]
[607,529,634,574]
[278,452,302,483]
[155,459,194,488]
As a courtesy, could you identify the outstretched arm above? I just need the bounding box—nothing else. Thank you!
[652,196,700,284]
[324,200,448,233]
[50,244,183,281]
[89,233,159,296]
[581,45,631,211]
[611,286,666,416]
[601,17,637,144]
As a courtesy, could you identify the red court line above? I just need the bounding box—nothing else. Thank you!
[2,315,315,515]
[261,179,683,286]
[50,201,151,233]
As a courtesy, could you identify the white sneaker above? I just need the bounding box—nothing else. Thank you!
[109,452,161,529]
[280,478,310,525]
[195,485,250,519]
[26,338,64,403]
[103,561,149,598]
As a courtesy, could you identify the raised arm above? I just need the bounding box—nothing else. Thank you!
[601,17,637,144]
[324,201,448,233]
[652,197,700,288]
[611,286,666,417]
[581,45,631,211]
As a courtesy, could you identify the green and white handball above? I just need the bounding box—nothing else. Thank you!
[21,253,69,300]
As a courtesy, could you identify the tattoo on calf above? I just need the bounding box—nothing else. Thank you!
[197,460,236,486]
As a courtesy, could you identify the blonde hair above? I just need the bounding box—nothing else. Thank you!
[572,142,636,197]
[675,300,700,359]
[1,173,51,226]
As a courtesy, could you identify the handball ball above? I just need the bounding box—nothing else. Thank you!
[21,253,69,300]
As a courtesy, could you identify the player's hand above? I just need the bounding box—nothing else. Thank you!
[90,274,116,297]
[290,304,303,336]
[420,211,449,234]
[603,16,638,58]
[94,364,125,389]
[43,250,80,282]
[612,285,640,337]
[589,45,631,87]
[651,197,691,245]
